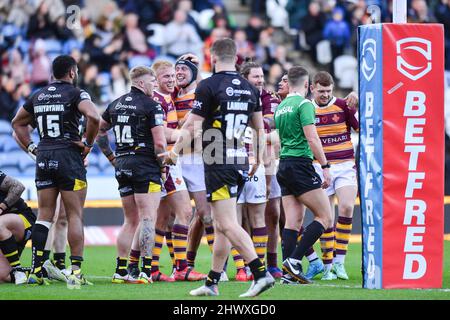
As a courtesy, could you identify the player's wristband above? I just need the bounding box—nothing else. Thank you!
[321,162,331,169]
[83,140,94,148]
[27,142,37,155]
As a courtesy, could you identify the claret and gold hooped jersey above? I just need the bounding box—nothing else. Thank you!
[313,97,359,163]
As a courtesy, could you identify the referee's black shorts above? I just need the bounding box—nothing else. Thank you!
[276,157,322,197]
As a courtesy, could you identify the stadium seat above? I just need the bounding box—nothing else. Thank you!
[197,9,215,31]
[128,55,152,69]
[87,165,102,176]
[18,154,35,171]
[297,30,310,51]
[0,165,22,177]
[22,165,36,176]
[316,40,332,65]
[97,153,112,171]
[0,120,12,134]
[1,151,26,167]
[334,55,358,89]
[147,23,166,47]
[0,135,20,152]
[101,165,115,176]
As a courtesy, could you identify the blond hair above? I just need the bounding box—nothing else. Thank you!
[151,60,174,76]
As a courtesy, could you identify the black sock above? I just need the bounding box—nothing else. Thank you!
[31,223,50,275]
[141,256,152,277]
[0,235,21,268]
[205,270,221,287]
[291,221,325,260]
[248,258,266,281]
[70,255,83,274]
[43,250,50,262]
[281,228,298,261]
[53,252,66,270]
[116,257,128,276]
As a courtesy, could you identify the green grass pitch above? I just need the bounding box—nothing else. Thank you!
[1,242,449,300]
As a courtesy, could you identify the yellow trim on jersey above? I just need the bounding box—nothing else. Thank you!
[212,120,221,128]
[211,185,231,201]
[74,179,87,191]
[19,214,32,229]
[148,182,162,193]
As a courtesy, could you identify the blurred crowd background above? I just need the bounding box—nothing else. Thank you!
[0,0,449,192]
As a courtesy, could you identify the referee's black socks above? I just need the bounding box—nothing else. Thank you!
[281,228,298,262]
[291,221,325,261]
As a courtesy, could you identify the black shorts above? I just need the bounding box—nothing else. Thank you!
[276,157,322,197]
[16,208,36,254]
[115,154,162,197]
[205,167,246,202]
[35,148,87,191]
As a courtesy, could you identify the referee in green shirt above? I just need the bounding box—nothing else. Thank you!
[274,66,333,284]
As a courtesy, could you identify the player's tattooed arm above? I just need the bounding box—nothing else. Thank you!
[140,218,156,257]
[96,119,115,164]
[0,175,25,213]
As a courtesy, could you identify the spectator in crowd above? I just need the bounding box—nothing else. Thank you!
[254,27,276,64]
[26,1,57,40]
[208,3,237,31]
[301,1,327,63]
[79,64,102,107]
[245,14,265,44]
[265,62,284,93]
[164,9,203,61]
[323,6,351,76]
[0,75,20,121]
[202,27,230,72]
[266,0,289,31]
[409,0,436,23]
[109,63,130,101]
[122,13,155,65]
[234,29,255,60]
[29,39,52,88]
[5,49,29,85]
[286,0,311,30]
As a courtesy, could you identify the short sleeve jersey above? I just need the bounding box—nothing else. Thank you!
[102,86,164,162]
[23,81,91,150]
[0,171,34,216]
[153,91,178,129]
[191,71,261,170]
[274,93,315,159]
[260,89,281,132]
[313,97,359,162]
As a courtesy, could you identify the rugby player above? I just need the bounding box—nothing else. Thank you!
[240,60,284,279]
[12,127,69,282]
[151,60,205,282]
[303,71,359,281]
[0,171,35,285]
[97,66,166,284]
[274,66,333,284]
[162,38,275,297]
[173,55,218,279]
[12,54,100,286]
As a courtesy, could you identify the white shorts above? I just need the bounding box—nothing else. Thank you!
[269,174,282,199]
[313,160,357,196]
[161,161,187,197]
[180,153,206,193]
[238,165,267,204]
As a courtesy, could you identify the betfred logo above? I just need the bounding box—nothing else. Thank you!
[362,39,376,81]
[396,37,432,81]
